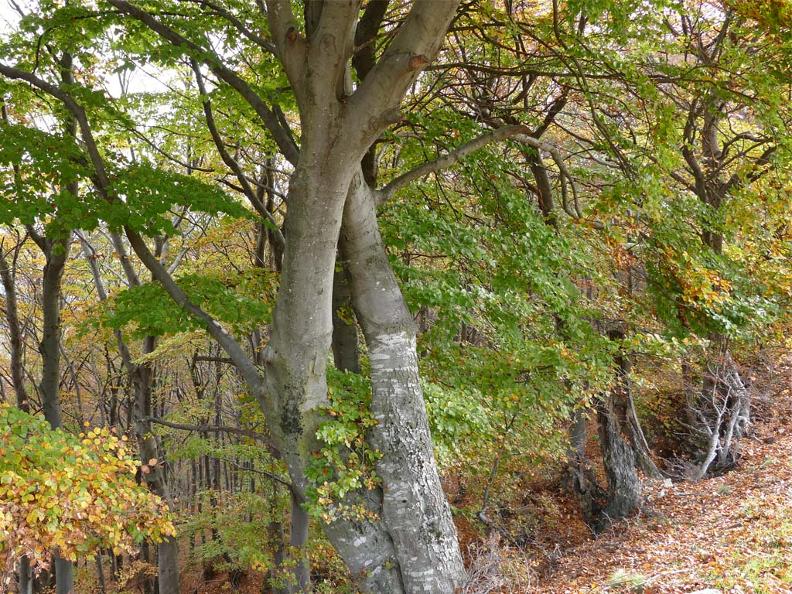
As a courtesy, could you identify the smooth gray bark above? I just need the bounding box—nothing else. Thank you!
[289,495,310,592]
[53,558,73,594]
[11,1,465,588]
[156,537,179,594]
[342,174,466,591]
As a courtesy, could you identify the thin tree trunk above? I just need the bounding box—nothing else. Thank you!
[95,554,106,594]
[331,264,360,373]
[1,242,37,594]
[156,539,179,594]
[38,235,70,428]
[0,243,29,411]
[96,233,182,593]
[37,232,74,594]
[18,556,33,594]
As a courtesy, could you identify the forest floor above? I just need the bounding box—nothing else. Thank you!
[531,353,792,594]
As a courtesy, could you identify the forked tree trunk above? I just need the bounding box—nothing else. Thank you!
[101,1,465,589]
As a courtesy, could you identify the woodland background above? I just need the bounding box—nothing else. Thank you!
[0,0,790,592]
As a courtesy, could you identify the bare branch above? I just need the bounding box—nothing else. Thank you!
[191,60,285,251]
[379,124,581,218]
[182,0,277,54]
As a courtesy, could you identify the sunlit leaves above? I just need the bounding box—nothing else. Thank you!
[101,269,275,337]
[106,164,253,234]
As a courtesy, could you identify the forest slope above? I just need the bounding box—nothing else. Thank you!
[537,353,792,594]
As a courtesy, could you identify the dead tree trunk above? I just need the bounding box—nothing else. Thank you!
[690,350,750,479]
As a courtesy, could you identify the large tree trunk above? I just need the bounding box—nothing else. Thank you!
[261,157,353,589]
[595,329,642,528]
[107,2,464,589]
[263,160,409,593]
[341,173,466,591]
[596,399,641,525]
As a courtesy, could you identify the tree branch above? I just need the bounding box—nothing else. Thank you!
[183,0,277,54]
[108,0,300,165]
[345,0,460,148]
[124,227,266,398]
[143,416,269,442]
[378,124,580,218]
[191,60,285,251]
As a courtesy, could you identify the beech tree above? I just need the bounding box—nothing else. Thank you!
[0,1,789,592]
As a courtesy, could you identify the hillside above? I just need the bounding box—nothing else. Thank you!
[534,354,792,594]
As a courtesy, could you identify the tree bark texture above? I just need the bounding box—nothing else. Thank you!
[595,330,642,528]
[67,1,465,589]
[341,174,466,591]
[38,235,70,429]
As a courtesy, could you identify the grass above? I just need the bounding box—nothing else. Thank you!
[606,569,648,592]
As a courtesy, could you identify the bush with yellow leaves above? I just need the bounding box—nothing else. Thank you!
[0,404,175,584]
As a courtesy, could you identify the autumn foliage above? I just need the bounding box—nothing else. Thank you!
[0,404,174,583]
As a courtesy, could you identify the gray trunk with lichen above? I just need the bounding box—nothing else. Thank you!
[341,174,466,591]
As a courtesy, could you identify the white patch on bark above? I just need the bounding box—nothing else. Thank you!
[368,331,466,593]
